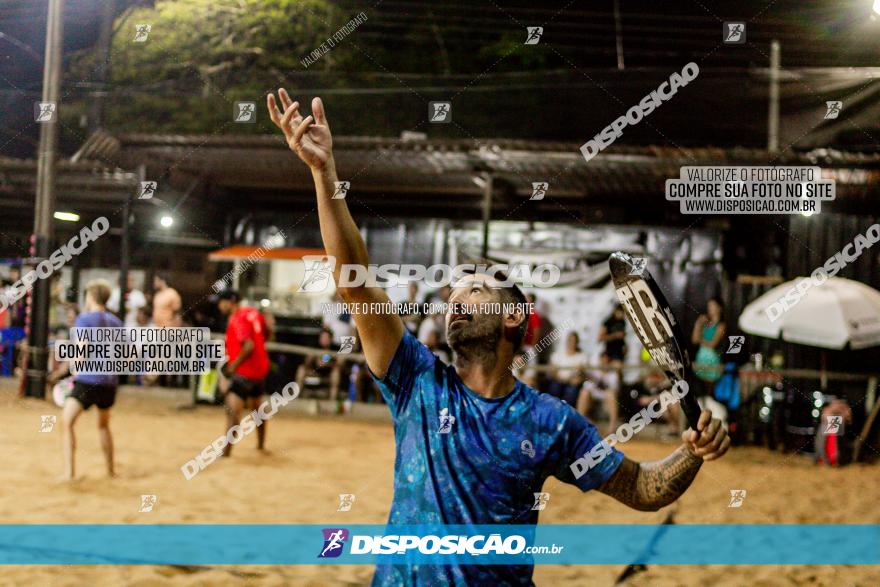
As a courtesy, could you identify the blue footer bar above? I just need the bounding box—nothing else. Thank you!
[0,525,877,565]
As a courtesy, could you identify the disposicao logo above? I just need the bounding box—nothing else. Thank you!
[318,528,349,558]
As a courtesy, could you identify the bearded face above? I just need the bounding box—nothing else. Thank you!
[447,305,503,353]
[446,275,505,357]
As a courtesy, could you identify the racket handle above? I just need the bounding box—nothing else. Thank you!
[679,380,703,430]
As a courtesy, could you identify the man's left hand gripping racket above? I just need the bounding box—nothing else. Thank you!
[608,252,702,429]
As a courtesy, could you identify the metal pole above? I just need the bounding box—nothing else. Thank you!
[480,172,492,259]
[70,255,81,303]
[613,0,625,70]
[117,186,136,322]
[24,0,65,398]
[87,0,115,134]
[117,164,143,322]
[768,40,780,153]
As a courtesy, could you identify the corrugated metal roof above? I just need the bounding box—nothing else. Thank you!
[0,155,138,193]
[67,131,880,214]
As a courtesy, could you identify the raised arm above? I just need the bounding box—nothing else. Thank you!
[268,90,403,377]
[598,410,730,511]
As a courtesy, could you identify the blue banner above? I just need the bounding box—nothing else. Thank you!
[0,524,877,565]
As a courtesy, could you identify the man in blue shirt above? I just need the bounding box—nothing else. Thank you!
[49,279,124,480]
[269,90,731,586]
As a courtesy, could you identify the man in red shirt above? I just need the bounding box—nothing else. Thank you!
[217,290,271,456]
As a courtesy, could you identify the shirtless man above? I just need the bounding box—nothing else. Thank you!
[152,273,181,328]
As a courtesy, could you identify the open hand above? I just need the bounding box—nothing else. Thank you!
[682,409,730,461]
[267,89,333,170]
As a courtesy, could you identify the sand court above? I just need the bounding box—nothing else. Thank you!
[1,381,878,586]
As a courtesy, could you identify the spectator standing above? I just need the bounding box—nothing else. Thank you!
[691,297,727,398]
[108,274,147,327]
[598,304,627,367]
[152,273,182,328]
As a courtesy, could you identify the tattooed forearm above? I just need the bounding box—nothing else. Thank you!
[598,447,703,511]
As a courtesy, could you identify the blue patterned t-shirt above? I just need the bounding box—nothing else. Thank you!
[370,332,624,586]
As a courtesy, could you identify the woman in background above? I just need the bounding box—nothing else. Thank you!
[691,297,727,399]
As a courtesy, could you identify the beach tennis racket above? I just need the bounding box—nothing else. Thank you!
[608,252,702,429]
[52,376,74,408]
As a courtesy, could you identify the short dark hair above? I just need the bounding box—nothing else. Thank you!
[216,289,240,302]
[458,262,530,348]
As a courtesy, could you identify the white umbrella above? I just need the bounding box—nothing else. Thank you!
[738,277,880,350]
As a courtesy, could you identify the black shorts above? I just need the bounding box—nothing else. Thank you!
[605,345,626,362]
[228,375,265,400]
[70,381,117,410]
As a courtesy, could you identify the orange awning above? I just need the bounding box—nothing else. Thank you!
[208,246,325,262]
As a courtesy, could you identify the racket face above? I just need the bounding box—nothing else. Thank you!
[52,378,73,408]
[608,252,700,425]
